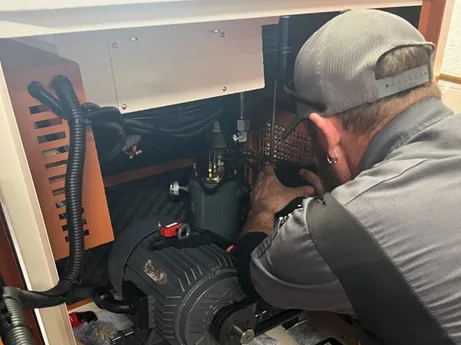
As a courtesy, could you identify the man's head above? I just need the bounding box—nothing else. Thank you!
[291,9,441,191]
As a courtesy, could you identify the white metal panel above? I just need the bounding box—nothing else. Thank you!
[54,34,120,108]
[51,19,271,111]
[2,0,191,12]
[0,0,421,39]
[108,20,265,111]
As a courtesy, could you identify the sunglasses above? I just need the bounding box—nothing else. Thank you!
[282,80,325,139]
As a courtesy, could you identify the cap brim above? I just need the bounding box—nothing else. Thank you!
[282,117,303,139]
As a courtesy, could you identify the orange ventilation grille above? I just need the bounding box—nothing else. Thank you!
[258,111,312,165]
[1,40,114,260]
[31,106,91,244]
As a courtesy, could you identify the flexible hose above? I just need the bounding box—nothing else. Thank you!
[91,288,135,315]
[47,75,86,295]
[27,82,67,120]
[20,76,87,308]
[0,287,36,345]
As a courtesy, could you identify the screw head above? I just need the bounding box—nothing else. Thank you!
[220,32,225,38]
[122,104,128,110]
[222,86,227,92]
[112,42,118,49]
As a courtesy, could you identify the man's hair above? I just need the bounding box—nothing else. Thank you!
[337,46,441,136]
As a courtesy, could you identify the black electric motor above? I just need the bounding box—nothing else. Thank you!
[105,213,302,345]
[106,215,247,345]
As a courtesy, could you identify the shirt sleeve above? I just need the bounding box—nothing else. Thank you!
[249,197,354,314]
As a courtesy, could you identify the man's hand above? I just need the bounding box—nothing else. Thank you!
[299,169,326,198]
[241,165,314,236]
[251,165,315,214]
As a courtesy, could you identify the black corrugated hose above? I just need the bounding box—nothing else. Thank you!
[2,76,86,313]
[1,76,86,344]
[21,76,86,308]
[0,285,36,345]
[27,81,67,120]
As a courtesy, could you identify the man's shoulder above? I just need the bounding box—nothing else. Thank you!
[331,156,428,208]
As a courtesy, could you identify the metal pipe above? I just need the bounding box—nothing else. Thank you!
[270,79,278,160]
[239,93,245,120]
[231,324,255,345]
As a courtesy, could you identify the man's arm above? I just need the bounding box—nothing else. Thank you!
[243,207,274,235]
[248,199,353,313]
[236,166,353,313]
[236,164,311,300]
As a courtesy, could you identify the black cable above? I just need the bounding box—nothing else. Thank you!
[125,118,156,131]
[84,106,130,162]
[92,288,135,315]
[126,110,220,137]
[27,82,67,120]
[158,110,220,134]
[129,127,155,136]
[162,114,218,138]
[16,76,87,308]
[131,114,200,125]
[0,286,36,345]
[127,127,180,152]
[128,103,201,120]
[50,75,87,295]
[96,122,128,163]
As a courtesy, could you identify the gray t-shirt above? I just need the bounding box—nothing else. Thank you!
[249,98,461,343]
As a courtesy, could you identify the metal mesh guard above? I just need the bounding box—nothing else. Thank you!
[259,112,312,164]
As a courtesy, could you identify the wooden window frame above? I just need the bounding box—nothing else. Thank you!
[419,0,459,83]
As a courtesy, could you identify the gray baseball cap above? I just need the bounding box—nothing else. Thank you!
[283,9,434,138]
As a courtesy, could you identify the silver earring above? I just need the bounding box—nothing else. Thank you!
[327,151,338,165]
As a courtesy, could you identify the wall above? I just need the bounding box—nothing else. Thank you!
[441,1,461,75]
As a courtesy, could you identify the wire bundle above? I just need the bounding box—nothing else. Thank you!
[123,101,222,138]
[85,100,222,163]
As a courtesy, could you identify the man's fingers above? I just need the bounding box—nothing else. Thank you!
[291,185,315,199]
[262,164,276,174]
[300,169,320,185]
[299,169,324,195]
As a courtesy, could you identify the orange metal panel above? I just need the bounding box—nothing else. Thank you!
[103,157,195,187]
[0,39,114,260]
[30,111,60,122]
[44,152,69,164]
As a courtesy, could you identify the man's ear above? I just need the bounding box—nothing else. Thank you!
[309,113,340,154]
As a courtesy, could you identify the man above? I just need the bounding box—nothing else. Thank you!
[236,9,461,345]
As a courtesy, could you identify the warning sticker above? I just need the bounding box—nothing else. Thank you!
[144,259,167,284]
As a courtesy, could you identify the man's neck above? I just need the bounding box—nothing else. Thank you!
[341,134,370,178]
[340,94,443,178]
[358,97,451,173]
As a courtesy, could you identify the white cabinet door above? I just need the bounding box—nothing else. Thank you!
[2,0,192,12]
[0,0,421,39]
